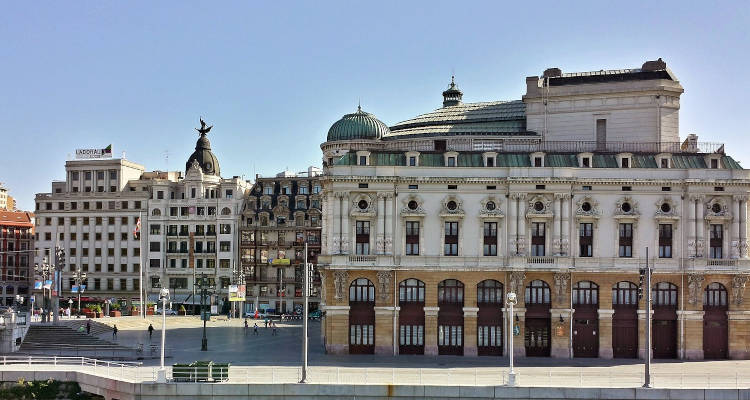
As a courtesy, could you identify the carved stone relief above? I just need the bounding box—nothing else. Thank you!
[509,271,526,296]
[732,275,749,306]
[333,270,349,300]
[687,273,705,305]
[553,273,570,304]
[376,271,392,302]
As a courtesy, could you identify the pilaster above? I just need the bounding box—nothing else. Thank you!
[678,310,704,360]
[424,306,439,356]
[597,309,614,359]
[550,308,573,358]
[463,307,479,356]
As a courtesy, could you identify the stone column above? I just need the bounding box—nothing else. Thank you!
[375,194,385,254]
[678,310,704,359]
[384,193,394,255]
[341,195,350,255]
[696,195,705,257]
[517,194,527,256]
[512,308,526,358]
[732,196,741,258]
[423,307,440,356]
[597,309,615,359]
[324,305,350,355]
[332,193,342,254]
[727,310,750,359]
[550,308,573,358]
[463,307,479,356]
[637,309,654,359]
[688,196,697,257]
[508,194,517,254]
[561,194,571,256]
[553,194,562,255]
[740,198,748,258]
[374,306,396,355]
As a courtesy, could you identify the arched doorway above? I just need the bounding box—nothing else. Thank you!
[525,279,551,357]
[572,281,599,357]
[349,278,375,354]
[399,278,425,355]
[477,280,503,356]
[437,279,464,355]
[703,282,728,359]
[612,281,638,358]
[652,282,678,359]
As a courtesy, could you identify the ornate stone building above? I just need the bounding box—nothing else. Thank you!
[239,168,323,315]
[318,59,750,360]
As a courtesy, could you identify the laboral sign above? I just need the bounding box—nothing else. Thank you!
[76,145,113,159]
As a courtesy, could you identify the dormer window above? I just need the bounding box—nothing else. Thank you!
[534,157,542,167]
[486,158,494,167]
[405,151,420,167]
[578,152,593,168]
[711,159,719,169]
[409,156,417,166]
[582,158,590,167]
[661,159,669,168]
[445,151,459,167]
[656,153,671,169]
[448,157,456,167]
[355,150,371,166]
[531,152,545,167]
[482,152,497,167]
[359,156,367,166]
[616,153,632,169]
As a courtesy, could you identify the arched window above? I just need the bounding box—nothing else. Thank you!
[704,282,728,307]
[652,282,678,306]
[221,207,231,216]
[612,281,638,306]
[399,279,425,303]
[573,281,599,305]
[477,280,503,304]
[151,208,161,216]
[525,280,550,305]
[349,278,375,302]
[438,279,464,304]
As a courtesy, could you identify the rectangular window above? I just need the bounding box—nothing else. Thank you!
[711,159,719,169]
[358,156,367,166]
[658,224,672,258]
[579,223,593,257]
[531,222,545,256]
[662,186,671,192]
[220,241,231,252]
[710,224,723,259]
[355,221,370,255]
[534,157,542,167]
[483,222,497,256]
[405,221,419,256]
[444,221,458,256]
[447,157,456,167]
[408,184,418,190]
[358,183,368,189]
[622,186,632,191]
[486,157,494,167]
[536,184,545,190]
[582,157,591,168]
[618,223,633,257]
[219,224,231,234]
[448,185,457,190]
[409,156,416,166]
[149,242,160,252]
[150,224,160,234]
[621,158,629,168]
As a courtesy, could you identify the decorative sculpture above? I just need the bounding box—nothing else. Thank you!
[333,270,348,300]
[196,117,213,135]
[376,271,392,301]
[732,275,749,306]
[687,273,705,305]
[553,273,570,304]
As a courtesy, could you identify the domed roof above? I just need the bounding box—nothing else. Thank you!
[326,106,390,142]
[186,132,221,176]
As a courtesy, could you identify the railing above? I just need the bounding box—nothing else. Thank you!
[526,256,555,264]
[324,138,725,155]
[348,255,377,263]
[0,356,152,381]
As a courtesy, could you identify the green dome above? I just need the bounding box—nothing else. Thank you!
[326,106,390,141]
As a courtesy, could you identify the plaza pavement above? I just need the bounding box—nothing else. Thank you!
[21,315,748,388]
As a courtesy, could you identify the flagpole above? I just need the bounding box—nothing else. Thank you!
[139,211,144,319]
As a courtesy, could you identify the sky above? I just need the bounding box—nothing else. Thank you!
[1,2,749,211]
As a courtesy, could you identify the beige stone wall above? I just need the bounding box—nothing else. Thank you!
[321,268,750,360]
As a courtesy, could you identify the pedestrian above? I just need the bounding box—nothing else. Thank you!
[148,323,154,340]
[112,324,118,340]
[264,318,268,329]
[86,320,91,335]
[244,319,248,334]
[272,322,277,336]
[253,323,258,336]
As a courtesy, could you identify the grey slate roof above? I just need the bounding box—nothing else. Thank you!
[386,100,530,138]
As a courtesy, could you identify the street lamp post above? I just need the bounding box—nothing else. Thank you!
[72,268,87,317]
[157,287,170,382]
[34,255,52,323]
[506,291,518,386]
[196,274,215,351]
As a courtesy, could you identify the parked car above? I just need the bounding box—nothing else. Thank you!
[155,307,178,315]
[308,310,322,320]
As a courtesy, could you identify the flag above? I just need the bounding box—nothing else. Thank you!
[133,217,141,239]
[34,281,42,290]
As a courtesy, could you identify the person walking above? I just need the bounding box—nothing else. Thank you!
[244,319,248,335]
[253,323,258,336]
[86,320,91,335]
[264,318,268,329]
[147,323,154,340]
[272,321,277,336]
[112,325,118,340]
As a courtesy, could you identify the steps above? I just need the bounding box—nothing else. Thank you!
[19,324,136,360]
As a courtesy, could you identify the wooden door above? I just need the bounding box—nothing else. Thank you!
[703,313,727,359]
[525,318,550,357]
[573,317,599,357]
[477,306,503,356]
[399,278,425,355]
[612,309,638,358]
[652,319,677,359]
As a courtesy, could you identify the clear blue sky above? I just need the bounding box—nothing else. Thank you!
[2,2,748,211]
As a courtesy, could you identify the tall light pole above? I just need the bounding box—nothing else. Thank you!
[34,255,52,323]
[72,267,87,317]
[157,287,170,383]
[197,274,214,351]
[506,291,518,386]
[52,246,65,325]
[642,247,652,388]
[300,242,309,383]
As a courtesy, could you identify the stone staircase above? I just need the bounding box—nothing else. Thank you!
[19,324,136,360]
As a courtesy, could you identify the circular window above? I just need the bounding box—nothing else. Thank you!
[204,162,212,171]
[447,200,457,211]
[534,201,544,212]
[358,200,368,210]
[486,201,496,211]
[408,200,418,210]
[661,203,671,213]
[581,202,592,212]
[712,203,722,213]
[621,202,632,213]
